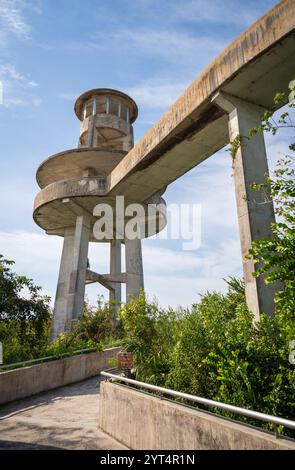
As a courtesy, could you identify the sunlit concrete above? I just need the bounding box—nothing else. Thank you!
[0,377,127,450]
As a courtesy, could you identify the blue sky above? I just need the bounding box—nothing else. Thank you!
[0,0,288,307]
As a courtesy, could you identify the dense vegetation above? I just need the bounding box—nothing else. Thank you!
[120,285,295,433]
[0,259,123,364]
[0,255,51,363]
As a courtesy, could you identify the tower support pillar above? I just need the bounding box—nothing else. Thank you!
[212,91,277,320]
[66,214,90,321]
[51,227,75,340]
[109,239,122,306]
[51,214,90,340]
[125,238,144,300]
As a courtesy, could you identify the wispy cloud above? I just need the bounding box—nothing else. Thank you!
[60,27,225,72]
[91,28,226,67]
[127,79,189,109]
[57,92,78,101]
[0,0,31,38]
[172,0,263,27]
[0,63,40,107]
[0,229,241,308]
[135,0,273,28]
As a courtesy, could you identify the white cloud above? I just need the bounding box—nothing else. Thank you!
[169,0,271,27]
[27,80,38,87]
[0,229,242,308]
[58,92,77,101]
[0,63,25,80]
[57,26,226,69]
[142,238,242,307]
[128,79,189,109]
[117,29,223,60]
[0,231,112,304]
[91,28,226,68]
[0,0,31,38]
[95,0,271,32]
[0,63,40,107]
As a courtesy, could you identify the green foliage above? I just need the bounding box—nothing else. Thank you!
[120,282,295,435]
[78,296,123,342]
[246,79,295,319]
[119,292,179,385]
[43,332,103,359]
[228,134,244,161]
[249,80,295,137]
[204,310,295,427]
[166,280,247,397]
[0,256,123,364]
[0,255,51,363]
[248,156,295,318]
[44,296,123,358]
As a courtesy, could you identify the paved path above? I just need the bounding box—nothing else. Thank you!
[0,376,127,450]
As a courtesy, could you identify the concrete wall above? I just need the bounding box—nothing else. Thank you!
[99,381,295,450]
[0,347,120,405]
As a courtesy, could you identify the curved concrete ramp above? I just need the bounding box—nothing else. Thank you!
[0,377,126,450]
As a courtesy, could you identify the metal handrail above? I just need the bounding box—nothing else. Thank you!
[101,371,295,432]
[0,344,121,371]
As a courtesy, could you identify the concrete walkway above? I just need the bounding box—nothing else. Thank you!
[0,376,127,450]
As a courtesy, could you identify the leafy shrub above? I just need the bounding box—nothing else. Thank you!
[120,281,295,436]
[119,292,179,385]
[0,255,51,363]
[43,297,123,358]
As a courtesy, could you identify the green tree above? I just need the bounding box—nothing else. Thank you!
[119,292,179,385]
[246,80,295,320]
[0,255,51,363]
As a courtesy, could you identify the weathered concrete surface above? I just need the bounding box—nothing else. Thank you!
[51,226,75,338]
[36,148,125,189]
[75,88,138,123]
[0,377,127,450]
[51,213,90,338]
[110,239,122,305]
[99,381,295,450]
[108,0,295,201]
[0,348,120,405]
[212,92,278,319]
[125,238,144,299]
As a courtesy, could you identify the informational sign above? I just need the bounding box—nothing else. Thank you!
[117,351,134,370]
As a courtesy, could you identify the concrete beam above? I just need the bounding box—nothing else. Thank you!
[86,269,115,291]
[106,1,295,201]
[102,272,127,284]
[212,92,278,319]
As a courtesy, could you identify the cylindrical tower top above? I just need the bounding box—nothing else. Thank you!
[74,88,138,123]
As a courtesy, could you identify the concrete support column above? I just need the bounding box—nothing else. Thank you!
[51,214,90,340]
[212,92,277,320]
[125,238,144,300]
[51,227,75,340]
[86,115,95,147]
[66,214,90,321]
[109,239,121,305]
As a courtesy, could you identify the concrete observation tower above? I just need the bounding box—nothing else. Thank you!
[33,89,166,339]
